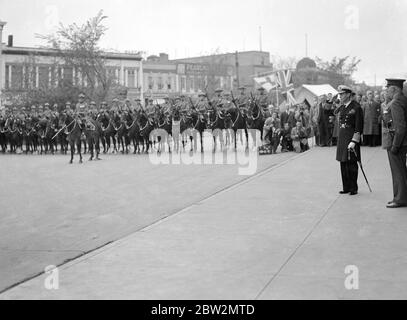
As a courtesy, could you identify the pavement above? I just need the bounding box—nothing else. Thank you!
[1,145,407,299]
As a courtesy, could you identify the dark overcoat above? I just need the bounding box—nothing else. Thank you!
[336,100,364,162]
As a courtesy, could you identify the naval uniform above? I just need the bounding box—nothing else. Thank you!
[335,100,364,193]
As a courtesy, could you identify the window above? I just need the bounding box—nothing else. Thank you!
[128,69,135,88]
[181,76,186,92]
[158,76,164,90]
[11,65,24,89]
[167,77,172,90]
[5,65,10,89]
[38,66,50,89]
[148,76,154,90]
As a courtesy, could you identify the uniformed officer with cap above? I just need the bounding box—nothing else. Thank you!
[256,87,271,117]
[76,93,88,113]
[335,85,364,195]
[196,92,209,114]
[382,78,407,208]
[237,86,249,110]
[211,88,224,108]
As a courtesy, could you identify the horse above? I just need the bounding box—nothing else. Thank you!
[124,111,142,154]
[83,116,102,161]
[224,105,249,151]
[205,108,227,153]
[7,118,23,153]
[23,117,37,154]
[59,113,83,164]
[246,100,265,149]
[137,111,154,154]
[0,117,9,153]
[154,108,172,153]
[189,109,207,153]
[113,112,128,154]
[97,112,114,154]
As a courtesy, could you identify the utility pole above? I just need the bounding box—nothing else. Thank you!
[235,51,240,89]
[305,33,308,57]
[259,26,263,52]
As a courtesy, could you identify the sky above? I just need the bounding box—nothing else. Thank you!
[1,0,407,85]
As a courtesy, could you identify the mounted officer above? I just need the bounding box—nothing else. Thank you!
[237,86,249,110]
[335,85,364,196]
[256,87,270,117]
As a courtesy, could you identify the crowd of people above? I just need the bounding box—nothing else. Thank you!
[0,86,389,156]
[259,88,388,155]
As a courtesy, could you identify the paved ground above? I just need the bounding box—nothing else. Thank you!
[1,145,407,299]
[0,140,295,293]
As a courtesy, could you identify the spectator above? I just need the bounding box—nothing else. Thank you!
[280,122,294,152]
[318,95,334,146]
[309,97,320,146]
[362,90,381,147]
[291,120,309,153]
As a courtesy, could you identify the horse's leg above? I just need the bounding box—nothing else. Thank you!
[70,142,74,164]
[77,140,83,163]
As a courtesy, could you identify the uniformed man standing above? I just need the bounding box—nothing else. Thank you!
[382,79,407,208]
[335,85,364,195]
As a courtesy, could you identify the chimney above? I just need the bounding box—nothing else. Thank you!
[8,35,13,47]
[159,53,169,62]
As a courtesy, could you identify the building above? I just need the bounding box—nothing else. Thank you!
[0,21,143,106]
[143,53,178,99]
[142,52,235,98]
[173,51,274,90]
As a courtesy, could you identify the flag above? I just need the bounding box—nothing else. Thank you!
[254,69,297,105]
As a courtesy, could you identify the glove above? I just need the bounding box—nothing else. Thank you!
[348,141,356,150]
[390,146,399,155]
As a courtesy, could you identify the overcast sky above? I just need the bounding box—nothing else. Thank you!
[1,0,406,85]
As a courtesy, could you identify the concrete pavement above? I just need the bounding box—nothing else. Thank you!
[2,146,407,299]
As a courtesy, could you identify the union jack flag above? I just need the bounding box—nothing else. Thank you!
[254,69,297,105]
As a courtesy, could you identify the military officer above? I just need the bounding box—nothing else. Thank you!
[256,87,270,117]
[237,86,249,110]
[76,93,88,113]
[211,88,224,109]
[382,79,407,208]
[196,92,209,114]
[335,85,364,196]
[134,98,143,113]
[162,96,172,116]
[145,98,156,117]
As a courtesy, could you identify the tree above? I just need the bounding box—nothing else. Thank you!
[36,10,126,105]
[270,55,298,70]
[315,56,361,84]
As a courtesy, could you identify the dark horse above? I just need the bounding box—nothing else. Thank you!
[137,111,154,154]
[59,113,83,164]
[154,108,172,153]
[224,105,249,151]
[245,100,265,149]
[189,109,207,153]
[84,116,102,161]
[205,108,228,153]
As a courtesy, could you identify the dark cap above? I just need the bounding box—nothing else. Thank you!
[238,86,246,90]
[386,78,405,89]
[257,87,265,91]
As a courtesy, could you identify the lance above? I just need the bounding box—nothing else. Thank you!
[350,148,372,192]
